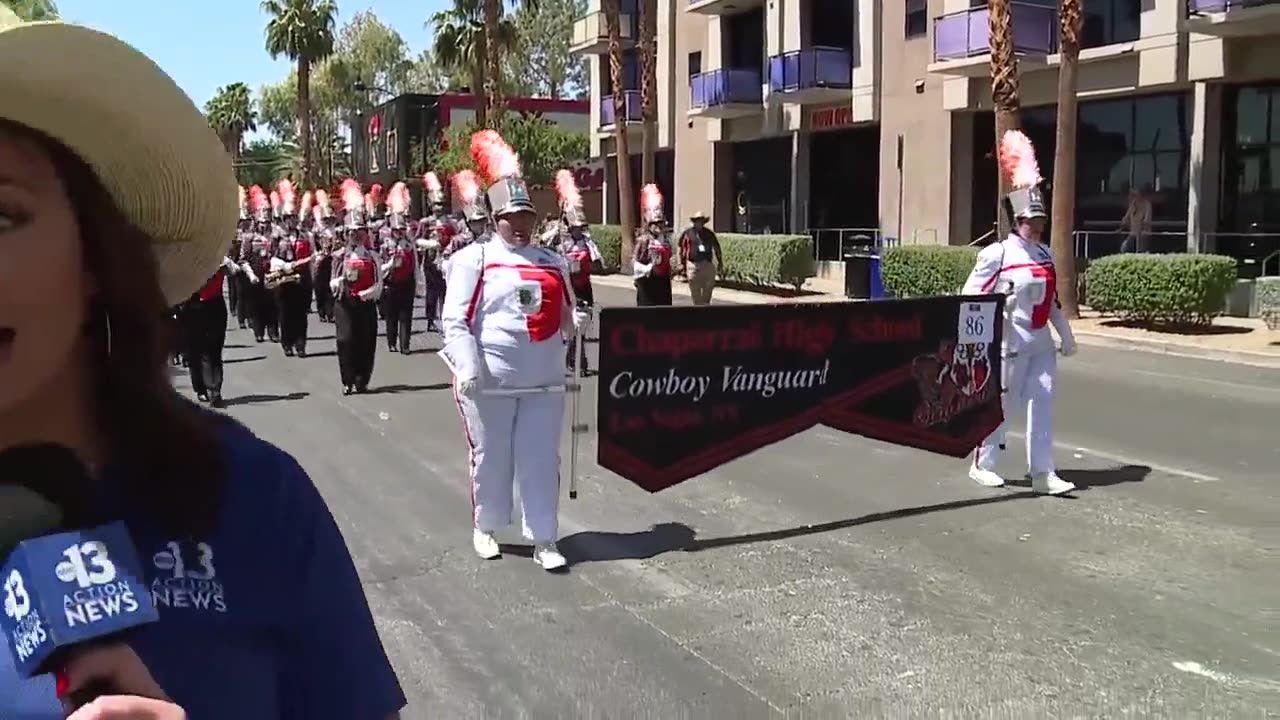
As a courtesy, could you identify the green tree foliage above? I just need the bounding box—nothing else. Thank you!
[204,82,257,158]
[426,113,589,188]
[509,0,588,99]
[235,139,298,189]
[1,0,58,20]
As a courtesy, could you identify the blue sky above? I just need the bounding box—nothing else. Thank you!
[57,0,440,108]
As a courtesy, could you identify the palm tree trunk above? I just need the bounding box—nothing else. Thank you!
[473,62,488,128]
[483,0,504,128]
[989,0,1021,238]
[638,0,657,185]
[1050,0,1081,317]
[604,0,636,263]
[298,57,313,186]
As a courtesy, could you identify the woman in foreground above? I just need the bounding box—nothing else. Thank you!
[0,8,405,719]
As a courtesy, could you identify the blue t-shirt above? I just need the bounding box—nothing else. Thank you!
[0,417,406,719]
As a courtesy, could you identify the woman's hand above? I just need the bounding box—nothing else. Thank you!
[67,695,186,719]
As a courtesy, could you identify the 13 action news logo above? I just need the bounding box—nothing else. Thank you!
[4,568,48,662]
[58,541,142,627]
[150,541,227,614]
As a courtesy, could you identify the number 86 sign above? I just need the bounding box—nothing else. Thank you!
[958,301,998,346]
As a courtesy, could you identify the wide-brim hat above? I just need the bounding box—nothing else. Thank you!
[690,210,709,220]
[0,8,237,306]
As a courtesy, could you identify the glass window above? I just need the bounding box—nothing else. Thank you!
[1269,89,1280,143]
[1080,100,1133,155]
[1236,151,1263,193]
[688,52,702,78]
[1153,152,1187,194]
[1269,147,1280,194]
[1134,95,1187,152]
[905,0,927,39]
[1236,87,1270,146]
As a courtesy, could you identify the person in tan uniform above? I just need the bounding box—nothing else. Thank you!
[678,211,722,305]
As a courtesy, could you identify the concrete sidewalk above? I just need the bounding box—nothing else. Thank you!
[591,274,1280,368]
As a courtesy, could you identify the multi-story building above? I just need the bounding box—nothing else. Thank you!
[572,0,1280,273]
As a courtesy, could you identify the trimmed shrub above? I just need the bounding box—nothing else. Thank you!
[1258,276,1280,331]
[588,225,815,289]
[1086,253,1238,325]
[881,246,980,298]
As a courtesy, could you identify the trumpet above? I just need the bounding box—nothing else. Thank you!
[264,267,302,289]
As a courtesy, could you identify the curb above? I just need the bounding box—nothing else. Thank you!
[589,275,1280,368]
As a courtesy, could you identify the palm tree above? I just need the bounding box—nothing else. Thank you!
[637,0,657,185]
[1050,0,1082,317]
[204,83,257,160]
[1,0,59,20]
[428,0,518,127]
[603,0,636,261]
[988,0,1021,238]
[262,0,338,187]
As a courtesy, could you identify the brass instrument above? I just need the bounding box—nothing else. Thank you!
[264,266,302,289]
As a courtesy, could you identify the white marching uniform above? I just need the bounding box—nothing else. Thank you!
[963,233,1077,479]
[441,237,580,545]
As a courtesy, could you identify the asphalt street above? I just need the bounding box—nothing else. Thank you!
[177,285,1280,719]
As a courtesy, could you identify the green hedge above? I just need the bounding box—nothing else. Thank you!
[1086,253,1237,325]
[880,246,980,298]
[1258,277,1280,331]
[589,225,815,289]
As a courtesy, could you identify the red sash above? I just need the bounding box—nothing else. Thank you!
[565,246,591,288]
[293,239,313,261]
[197,271,224,302]
[343,255,376,297]
[389,246,416,284]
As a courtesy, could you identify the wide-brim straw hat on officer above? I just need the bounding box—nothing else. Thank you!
[0,7,237,305]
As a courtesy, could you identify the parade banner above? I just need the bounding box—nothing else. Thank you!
[596,296,1007,493]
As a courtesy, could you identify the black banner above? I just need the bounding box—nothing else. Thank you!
[596,295,1006,493]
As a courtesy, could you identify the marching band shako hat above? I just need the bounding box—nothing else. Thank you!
[472,129,535,218]
[452,169,489,223]
[999,130,1047,221]
[640,183,665,226]
[423,172,445,211]
[0,6,238,304]
[344,207,367,231]
[554,168,588,228]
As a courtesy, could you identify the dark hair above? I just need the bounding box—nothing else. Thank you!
[19,124,227,536]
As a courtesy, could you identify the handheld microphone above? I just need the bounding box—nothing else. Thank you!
[0,444,160,709]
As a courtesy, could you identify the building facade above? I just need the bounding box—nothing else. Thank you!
[572,0,1280,273]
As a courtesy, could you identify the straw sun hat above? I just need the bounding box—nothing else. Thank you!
[0,7,237,305]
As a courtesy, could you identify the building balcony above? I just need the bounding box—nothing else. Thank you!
[599,91,642,131]
[688,68,764,119]
[766,47,852,105]
[570,11,637,55]
[1186,0,1280,36]
[928,2,1056,77]
[686,0,763,17]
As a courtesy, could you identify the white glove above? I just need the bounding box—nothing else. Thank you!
[1059,334,1077,357]
[358,287,378,302]
[456,377,479,397]
[329,277,342,293]
[573,308,589,330]
[246,269,260,284]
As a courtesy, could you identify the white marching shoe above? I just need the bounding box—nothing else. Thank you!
[1029,472,1076,496]
[533,543,567,571]
[472,529,501,560]
[969,464,1007,488]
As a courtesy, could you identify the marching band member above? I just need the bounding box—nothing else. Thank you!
[313,188,336,322]
[964,130,1078,496]
[269,179,313,357]
[444,169,486,276]
[331,179,383,394]
[423,171,446,218]
[240,186,280,342]
[554,169,602,375]
[441,130,583,571]
[381,182,422,355]
[230,186,248,321]
[176,254,241,407]
[418,172,449,332]
[632,184,674,306]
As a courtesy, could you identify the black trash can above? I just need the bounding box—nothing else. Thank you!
[843,237,875,299]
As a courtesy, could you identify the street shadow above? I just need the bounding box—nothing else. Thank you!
[224,343,252,349]
[405,347,438,356]
[561,491,1041,566]
[1099,319,1252,336]
[304,350,338,358]
[367,382,451,394]
[718,280,824,298]
[1005,464,1151,491]
[224,355,266,364]
[222,391,309,407]
[309,334,336,341]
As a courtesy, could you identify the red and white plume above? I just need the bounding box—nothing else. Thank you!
[423,172,442,194]
[555,169,581,210]
[388,182,409,215]
[339,178,363,212]
[248,185,269,214]
[269,190,281,215]
[298,190,313,221]
[999,130,1041,190]
[312,202,324,225]
[471,129,521,181]
[453,170,480,203]
[640,183,662,213]
[238,186,246,215]
[276,179,296,215]
[315,188,330,218]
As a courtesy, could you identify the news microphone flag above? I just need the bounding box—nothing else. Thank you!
[1,522,159,678]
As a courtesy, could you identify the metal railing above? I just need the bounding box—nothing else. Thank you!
[599,91,642,127]
[1188,0,1280,12]
[932,1,1058,62]
[570,11,636,50]
[767,47,852,93]
[690,68,763,109]
[805,228,940,262]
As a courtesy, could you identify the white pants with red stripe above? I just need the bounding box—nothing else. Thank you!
[453,341,567,543]
[974,345,1057,474]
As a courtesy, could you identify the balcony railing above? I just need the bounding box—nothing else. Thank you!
[690,68,763,109]
[932,2,1057,62]
[767,47,852,93]
[1189,0,1280,10]
[571,10,636,48]
[600,91,642,127]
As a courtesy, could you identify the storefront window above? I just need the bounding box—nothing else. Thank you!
[1221,85,1280,235]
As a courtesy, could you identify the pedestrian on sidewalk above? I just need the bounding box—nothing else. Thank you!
[633,184,674,306]
[678,211,723,305]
